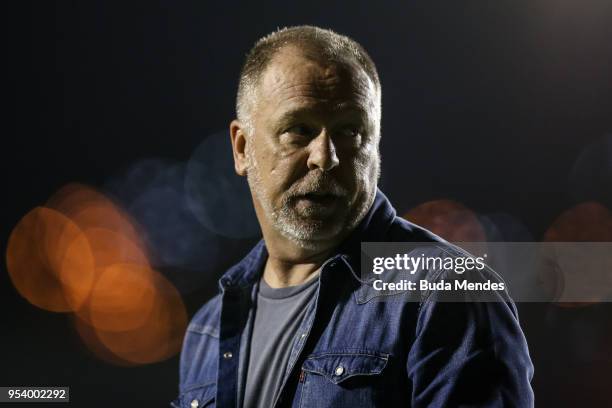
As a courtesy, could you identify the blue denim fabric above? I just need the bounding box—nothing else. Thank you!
[172,190,534,407]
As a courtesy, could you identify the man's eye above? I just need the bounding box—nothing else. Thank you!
[337,126,360,138]
[285,125,317,137]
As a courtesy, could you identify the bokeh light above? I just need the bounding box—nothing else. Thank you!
[128,182,219,273]
[47,183,144,247]
[6,207,95,312]
[105,158,241,294]
[76,264,187,365]
[540,201,612,307]
[544,202,612,242]
[85,263,156,332]
[6,184,188,366]
[185,131,260,239]
[479,212,534,242]
[403,199,487,242]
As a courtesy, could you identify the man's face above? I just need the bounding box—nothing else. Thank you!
[244,46,381,250]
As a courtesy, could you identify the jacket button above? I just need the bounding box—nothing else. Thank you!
[190,399,199,408]
[223,351,233,359]
[335,365,344,376]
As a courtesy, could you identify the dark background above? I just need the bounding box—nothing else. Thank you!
[2,1,611,406]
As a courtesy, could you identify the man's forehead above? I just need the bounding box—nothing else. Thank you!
[258,46,376,110]
[264,46,343,83]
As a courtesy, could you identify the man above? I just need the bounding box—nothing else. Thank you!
[172,26,534,408]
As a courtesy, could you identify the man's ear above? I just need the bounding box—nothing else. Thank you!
[229,120,249,176]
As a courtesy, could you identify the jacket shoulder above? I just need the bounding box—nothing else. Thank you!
[186,293,222,338]
[387,216,446,243]
[178,293,222,392]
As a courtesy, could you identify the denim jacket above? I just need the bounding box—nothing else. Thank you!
[172,190,534,408]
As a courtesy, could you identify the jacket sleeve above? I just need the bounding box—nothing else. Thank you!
[407,289,534,407]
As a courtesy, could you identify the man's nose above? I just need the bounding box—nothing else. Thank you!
[306,130,340,172]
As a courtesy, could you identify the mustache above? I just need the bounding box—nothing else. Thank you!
[285,172,348,198]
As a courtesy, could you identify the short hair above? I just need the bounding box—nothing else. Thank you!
[236,25,381,134]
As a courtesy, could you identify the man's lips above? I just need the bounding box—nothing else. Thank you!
[295,193,341,206]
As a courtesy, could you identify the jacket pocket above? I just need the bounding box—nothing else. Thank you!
[302,351,389,384]
[298,351,391,407]
[174,382,215,408]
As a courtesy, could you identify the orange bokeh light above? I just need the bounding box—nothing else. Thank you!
[541,202,612,307]
[80,227,149,269]
[85,263,157,332]
[544,202,612,242]
[93,269,188,365]
[6,207,96,312]
[47,183,144,247]
[6,184,188,366]
[75,264,188,365]
[403,199,487,242]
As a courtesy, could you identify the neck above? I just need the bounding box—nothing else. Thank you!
[262,251,328,288]
[262,225,343,286]
[251,194,357,287]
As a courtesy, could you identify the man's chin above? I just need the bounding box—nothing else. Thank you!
[281,219,345,245]
[292,198,343,218]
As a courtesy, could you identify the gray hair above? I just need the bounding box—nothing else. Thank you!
[235,25,381,135]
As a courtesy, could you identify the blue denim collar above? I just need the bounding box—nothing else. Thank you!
[217,188,397,291]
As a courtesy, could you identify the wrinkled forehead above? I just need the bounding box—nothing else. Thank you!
[255,45,378,120]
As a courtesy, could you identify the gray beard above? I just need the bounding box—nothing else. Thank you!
[246,148,380,251]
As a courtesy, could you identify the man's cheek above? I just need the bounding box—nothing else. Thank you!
[350,158,373,183]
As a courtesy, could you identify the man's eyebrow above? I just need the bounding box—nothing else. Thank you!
[332,102,369,116]
[271,102,371,133]
[276,103,368,122]
[274,108,307,128]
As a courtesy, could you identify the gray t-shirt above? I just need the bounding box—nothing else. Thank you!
[243,273,319,408]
